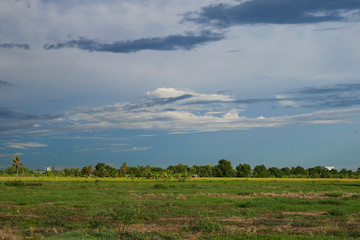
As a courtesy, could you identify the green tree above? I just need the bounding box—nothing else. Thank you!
[214,159,235,177]
[268,167,283,178]
[81,165,94,177]
[94,163,106,177]
[11,155,23,177]
[253,164,270,178]
[70,168,80,177]
[119,162,129,177]
[191,164,213,177]
[93,163,117,177]
[281,167,291,176]
[142,165,152,179]
[236,164,251,178]
[61,168,71,176]
[308,166,322,178]
[167,163,189,174]
[290,166,307,177]
[339,168,348,178]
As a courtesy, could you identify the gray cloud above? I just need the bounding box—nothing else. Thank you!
[0,108,63,134]
[6,142,48,149]
[0,108,62,120]
[287,83,360,108]
[184,0,360,27]
[313,27,345,31]
[43,31,224,53]
[186,83,360,109]
[72,145,149,153]
[0,152,23,159]
[0,80,13,88]
[0,43,30,50]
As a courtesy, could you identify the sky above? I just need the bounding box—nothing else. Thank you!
[1,0,360,170]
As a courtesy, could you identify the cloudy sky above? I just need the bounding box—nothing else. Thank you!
[1,0,360,170]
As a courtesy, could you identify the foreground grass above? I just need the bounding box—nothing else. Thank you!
[1,178,360,239]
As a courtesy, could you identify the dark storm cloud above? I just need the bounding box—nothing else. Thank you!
[43,31,224,53]
[0,43,30,50]
[184,0,360,28]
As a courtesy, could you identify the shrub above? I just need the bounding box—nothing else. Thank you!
[153,183,168,189]
[190,219,224,233]
[153,183,176,189]
[236,201,252,208]
[4,180,24,186]
[318,199,343,205]
[178,177,187,182]
[323,192,342,197]
[328,209,347,216]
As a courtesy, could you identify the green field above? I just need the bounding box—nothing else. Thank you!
[1,177,360,239]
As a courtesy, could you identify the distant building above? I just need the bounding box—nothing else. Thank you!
[45,167,52,172]
[322,166,335,171]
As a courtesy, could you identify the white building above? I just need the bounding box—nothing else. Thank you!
[322,166,335,171]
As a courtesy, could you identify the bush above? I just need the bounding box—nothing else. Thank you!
[318,199,343,205]
[153,183,176,189]
[4,180,24,186]
[190,219,224,233]
[328,209,347,216]
[178,177,187,182]
[153,183,168,189]
[236,201,252,208]
[323,192,342,197]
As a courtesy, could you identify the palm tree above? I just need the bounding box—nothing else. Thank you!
[11,155,23,178]
[85,165,94,177]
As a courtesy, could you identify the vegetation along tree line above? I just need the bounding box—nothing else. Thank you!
[2,156,360,179]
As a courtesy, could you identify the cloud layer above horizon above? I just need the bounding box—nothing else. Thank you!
[1,85,360,137]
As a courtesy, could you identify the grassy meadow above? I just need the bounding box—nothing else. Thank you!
[1,177,360,240]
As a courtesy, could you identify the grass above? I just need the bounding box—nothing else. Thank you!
[1,177,360,239]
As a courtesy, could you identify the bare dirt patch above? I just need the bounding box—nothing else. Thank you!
[0,230,19,240]
[281,211,326,216]
[127,223,178,233]
[38,202,55,206]
[195,191,329,199]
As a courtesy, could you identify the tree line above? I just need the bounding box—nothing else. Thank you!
[1,156,360,179]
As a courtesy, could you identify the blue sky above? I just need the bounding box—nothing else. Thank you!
[1,0,360,170]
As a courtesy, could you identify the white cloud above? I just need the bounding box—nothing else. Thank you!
[3,87,360,136]
[275,94,298,107]
[107,143,130,147]
[118,146,150,152]
[60,88,360,133]
[147,87,235,102]
[72,145,150,152]
[6,142,48,149]
[0,152,23,158]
